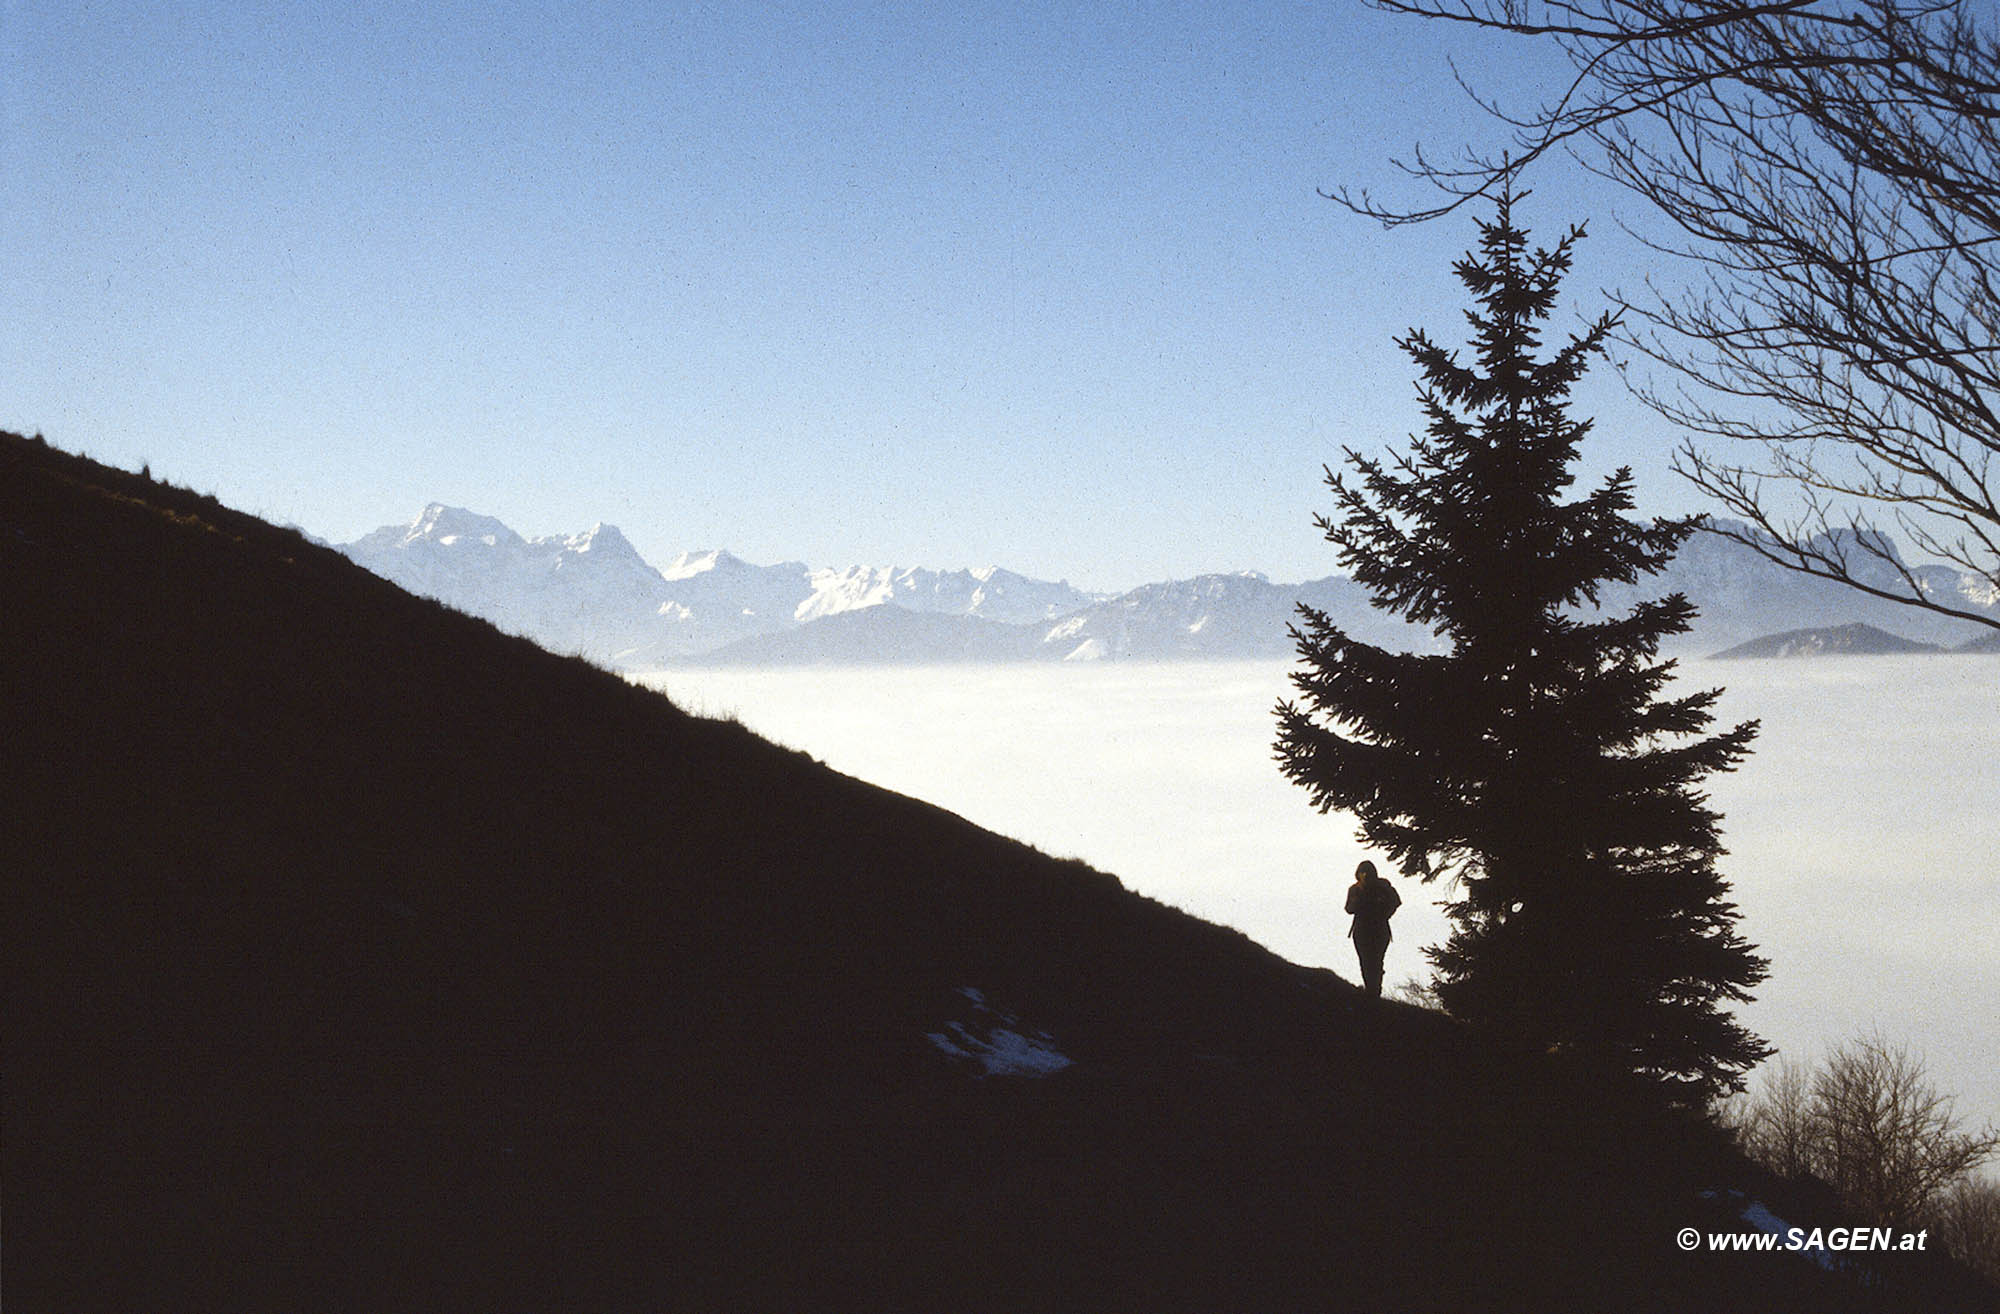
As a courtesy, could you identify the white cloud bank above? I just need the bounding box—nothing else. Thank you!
[640,656,2000,1131]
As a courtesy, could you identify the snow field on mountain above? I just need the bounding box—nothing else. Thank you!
[640,656,2000,1132]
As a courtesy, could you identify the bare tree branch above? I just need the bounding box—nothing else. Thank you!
[1346,0,2000,630]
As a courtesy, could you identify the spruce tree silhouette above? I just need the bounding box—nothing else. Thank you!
[1274,192,1771,1106]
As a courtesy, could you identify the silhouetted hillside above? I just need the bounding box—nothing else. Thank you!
[5,431,1989,1312]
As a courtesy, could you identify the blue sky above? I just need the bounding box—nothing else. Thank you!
[4,0,1700,589]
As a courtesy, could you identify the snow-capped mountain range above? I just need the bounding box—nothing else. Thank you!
[340,504,1998,669]
[343,507,1108,666]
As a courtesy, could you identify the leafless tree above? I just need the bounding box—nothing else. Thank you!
[1729,1052,1816,1178]
[1811,1034,1999,1227]
[1927,1173,2000,1284]
[1734,1034,2000,1230]
[1337,0,2000,632]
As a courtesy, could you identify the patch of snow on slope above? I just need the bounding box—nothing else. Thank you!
[926,987,1073,1078]
[1738,1201,1841,1272]
[1699,1190,1844,1273]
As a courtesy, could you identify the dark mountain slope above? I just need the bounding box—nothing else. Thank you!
[4,431,1983,1312]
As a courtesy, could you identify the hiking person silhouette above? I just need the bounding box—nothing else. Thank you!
[1345,860,1401,998]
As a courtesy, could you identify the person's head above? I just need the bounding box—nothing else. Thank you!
[1355,859,1378,884]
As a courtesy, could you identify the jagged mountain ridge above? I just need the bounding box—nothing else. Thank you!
[345,505,686,663]
[342,503,1998,667]
[343,508,1109,666]
[797,561,1099,627]
[1596,527,1997,655]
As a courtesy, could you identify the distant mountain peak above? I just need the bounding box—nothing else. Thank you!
[661,548,748,580]
[551,522,647,564]
[406,504,521,548]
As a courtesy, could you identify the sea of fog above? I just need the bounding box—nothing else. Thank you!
[637,657,1999,1131]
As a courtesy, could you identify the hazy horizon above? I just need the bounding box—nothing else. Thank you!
[639,655,2000,1136]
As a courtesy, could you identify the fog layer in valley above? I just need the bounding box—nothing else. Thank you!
[638,656,2000,1130]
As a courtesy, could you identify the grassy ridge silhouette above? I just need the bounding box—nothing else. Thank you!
[4,430,1977,1311]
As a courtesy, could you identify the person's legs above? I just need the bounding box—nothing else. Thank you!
[1355,931,1388,997]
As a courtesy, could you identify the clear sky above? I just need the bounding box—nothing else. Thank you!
[4,0,1703,590]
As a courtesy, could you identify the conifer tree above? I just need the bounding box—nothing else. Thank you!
[1275,194,1770,1106]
